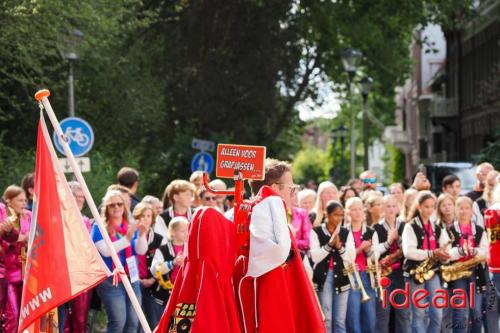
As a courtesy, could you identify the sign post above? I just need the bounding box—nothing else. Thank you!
[203,143,266,254]
[53,117,94,157]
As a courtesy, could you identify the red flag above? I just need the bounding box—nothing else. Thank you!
[18,115,110,332]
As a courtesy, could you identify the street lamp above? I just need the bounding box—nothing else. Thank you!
[62,29,84,118]
[360,76,373,170]
[342,48,362,179]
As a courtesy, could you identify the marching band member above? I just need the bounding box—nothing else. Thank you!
[402,190,451,333]
[485,183,500,297]
[372,195,410,333]
[446,197,488,333]
[345,197,376,333]
[435,193,457,333]
[310,200,354,333]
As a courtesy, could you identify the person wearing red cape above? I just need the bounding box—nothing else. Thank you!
[154,158,324,333]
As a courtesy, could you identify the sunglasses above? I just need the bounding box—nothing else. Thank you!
[108,202,124,208]
[362,178,377,184]
[204,196,217,201]
[277,183,300,194]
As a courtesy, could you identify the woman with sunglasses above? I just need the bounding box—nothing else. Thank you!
[91,190,148,333]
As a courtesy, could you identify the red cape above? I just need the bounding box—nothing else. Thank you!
[154,207,243,333]
[235,186,325,333]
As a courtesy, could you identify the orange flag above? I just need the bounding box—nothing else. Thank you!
[18,114,110,332]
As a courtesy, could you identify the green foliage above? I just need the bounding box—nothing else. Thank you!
[473,129,500,169]
[292,146,329,186]
[384,143,406,185]
[0,135,35,191]
[0,0,476,196]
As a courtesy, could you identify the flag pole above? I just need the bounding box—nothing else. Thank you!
[34,89,152,333]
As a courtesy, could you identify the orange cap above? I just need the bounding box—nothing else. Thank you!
[34,89,50,101]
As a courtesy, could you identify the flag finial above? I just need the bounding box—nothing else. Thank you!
[35,89,50,101]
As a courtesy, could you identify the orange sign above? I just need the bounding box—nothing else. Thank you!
[216,144,266,180]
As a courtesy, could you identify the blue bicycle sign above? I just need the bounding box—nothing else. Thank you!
[53,117,94,157]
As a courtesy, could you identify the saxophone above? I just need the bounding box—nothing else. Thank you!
[410,225,454,284]
[441,255,487,282]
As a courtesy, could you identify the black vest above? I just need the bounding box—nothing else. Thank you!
[145,232,163,278]
[312,224,350,294]
[372,219,406,265]
[449,222,487,293]
[149,241,177,305]
[403,216,442,276]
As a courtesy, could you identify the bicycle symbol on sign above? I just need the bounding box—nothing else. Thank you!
[64,127,90,147]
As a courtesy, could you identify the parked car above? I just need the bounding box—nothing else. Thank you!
[424,162,476,195]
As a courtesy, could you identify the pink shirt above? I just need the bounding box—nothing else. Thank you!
[388,241,401,271]
[0,204,31,283]
[458,223,475,261]
[422,222,437,251]
[291,207,312,252]
[352,230,367,272]
[171,244,184,283]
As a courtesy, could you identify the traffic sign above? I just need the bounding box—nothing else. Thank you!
[53,117,94,157]
[58,157,91,173]
[191,152,214,174]
[192,138,215,152]
[216,144,266,180]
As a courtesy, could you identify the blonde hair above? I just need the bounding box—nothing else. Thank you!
[101,190,128,225]
[436,193,455,225]
[493,183,500,204]
[455,196,473,208]
[168,216,189,239]
[345,196,363,212]
[297,189,316,204]
[402,188,418,221]
[313,181,338,226]
[132,202,156,225]
[365,193,383,226]
[3,185,24,202]
[483,170,499,205]
[189,171,204,183]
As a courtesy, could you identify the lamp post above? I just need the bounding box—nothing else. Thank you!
[63,29,84,118]
[342,48,362,179]
[330,124,347,181]
[360,76,373,170]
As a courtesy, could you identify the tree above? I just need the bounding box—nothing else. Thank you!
[292,146,329,186]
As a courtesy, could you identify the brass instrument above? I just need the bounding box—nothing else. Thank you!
[380,251,403,277]
[374,253,383,298]
[410,225,454,284]
[441,255,487,282]
[343,254,371,303]
[366,255,377,290]
[410,257,438,284]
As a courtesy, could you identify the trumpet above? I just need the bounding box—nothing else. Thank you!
[343,262,371,303]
